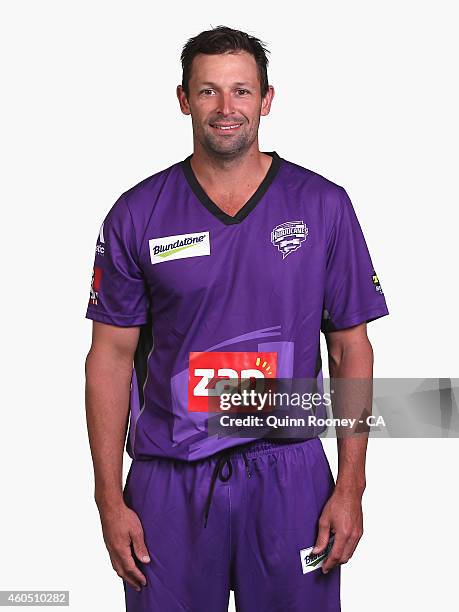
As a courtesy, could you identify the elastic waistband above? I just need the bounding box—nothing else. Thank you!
[130,437,319,465]
[223,437,317,459]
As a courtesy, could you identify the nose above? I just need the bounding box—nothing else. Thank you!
[217,91,235,116]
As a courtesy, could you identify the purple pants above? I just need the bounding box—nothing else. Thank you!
[123,438,340,611]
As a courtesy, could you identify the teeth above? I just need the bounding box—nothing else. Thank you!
[214,124,241,130]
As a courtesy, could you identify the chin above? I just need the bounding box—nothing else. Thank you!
[205,137,251,157]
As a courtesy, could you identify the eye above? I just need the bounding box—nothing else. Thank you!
[200,89,215,95]
[236,89,250,95]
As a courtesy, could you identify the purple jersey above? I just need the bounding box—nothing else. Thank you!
[85,152,389,460]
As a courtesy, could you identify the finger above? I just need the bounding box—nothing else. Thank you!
[312,517,331,554]
[113,564,143,592]
[130,526,151,564]
[124,563,147,587]
[122,574,142,592]
[123,562,147,588]
[113,547,148,587]
[322,533,346,574]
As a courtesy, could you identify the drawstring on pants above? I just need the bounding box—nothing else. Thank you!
[204,449,252,528]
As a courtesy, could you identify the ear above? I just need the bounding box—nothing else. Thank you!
[177,85,191,115]
[260,85,275,117]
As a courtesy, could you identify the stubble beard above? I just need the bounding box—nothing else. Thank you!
[193,115,261,162]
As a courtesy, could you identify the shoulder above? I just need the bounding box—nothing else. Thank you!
[279,155,346,198]
[120,160,182,213]
[279,155,350,225]
[101,160,183,238]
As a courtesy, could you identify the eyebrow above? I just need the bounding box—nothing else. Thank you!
[199,81,254,88]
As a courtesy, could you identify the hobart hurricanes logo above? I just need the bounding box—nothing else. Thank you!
[271,220,308,259]
[149,231,210,265]
[188,351,277,412]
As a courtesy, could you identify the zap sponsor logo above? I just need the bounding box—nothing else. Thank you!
[149,231,210,265]
[188,351,277,412]
[89,267,103,305]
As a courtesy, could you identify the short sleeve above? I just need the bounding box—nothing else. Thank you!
[85,194,150,327]
[321,187,389,333]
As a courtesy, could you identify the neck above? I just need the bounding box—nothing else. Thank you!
[190,142,271,193]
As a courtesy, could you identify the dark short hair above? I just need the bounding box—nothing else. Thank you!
[180,26,270,97]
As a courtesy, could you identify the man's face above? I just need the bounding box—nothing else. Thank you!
[177,51,274,159]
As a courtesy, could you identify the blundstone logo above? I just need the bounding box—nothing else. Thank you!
[271,220,308,259]
[299,535,334,574]
[149,231,210,265]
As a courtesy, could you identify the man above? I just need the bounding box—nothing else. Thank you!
[85,26,389,612]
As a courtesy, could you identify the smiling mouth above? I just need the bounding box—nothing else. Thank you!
[210,123,243,132]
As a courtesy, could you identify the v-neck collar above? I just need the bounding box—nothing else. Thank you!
[180,151,282,225]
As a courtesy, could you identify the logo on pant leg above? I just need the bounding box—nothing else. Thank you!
[299,535,334,574]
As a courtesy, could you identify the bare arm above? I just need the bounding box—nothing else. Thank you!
[85,321,149,591]
[327,322,372,495]
[85,321,139,508]
[314,322,373,573]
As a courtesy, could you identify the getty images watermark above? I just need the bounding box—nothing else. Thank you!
[203,378,459,439]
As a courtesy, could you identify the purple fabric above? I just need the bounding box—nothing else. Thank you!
[85,152,389,460]
[123,437,340,611]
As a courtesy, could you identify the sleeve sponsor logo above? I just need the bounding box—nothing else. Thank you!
[149,231,210,265]
[89,266,103,305]
[271,220,308,259]
[188,351,277,412]
[95,222,105,256]
[372,271,384,295]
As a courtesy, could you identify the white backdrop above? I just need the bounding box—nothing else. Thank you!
[1,1,458,610]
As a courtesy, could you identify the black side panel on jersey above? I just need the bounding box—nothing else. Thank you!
[315,342,323,379]
[133,315,154,410]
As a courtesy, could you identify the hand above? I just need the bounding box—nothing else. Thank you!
[98,501,151,592]
[312,486,364,574]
